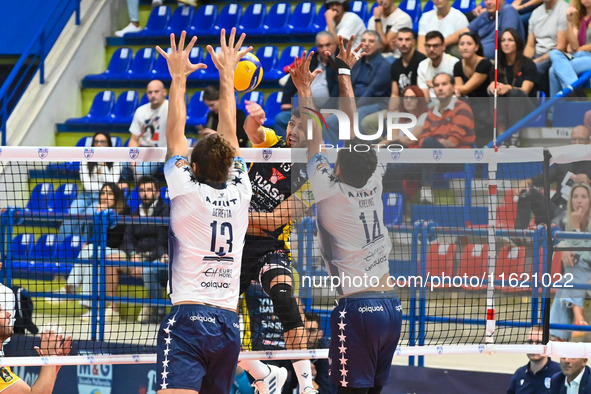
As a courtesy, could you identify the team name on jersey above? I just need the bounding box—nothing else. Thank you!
[206,196,238,207]
[253,173,287,201]
[348,186,379,198]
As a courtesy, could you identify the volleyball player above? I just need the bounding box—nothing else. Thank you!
[154,29,253,393]
[293,37,403,393]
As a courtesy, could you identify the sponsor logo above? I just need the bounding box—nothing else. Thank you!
[77,364,113,394]
[262,149,272,161]
[0,367,14,382]
[269,168,286,184]
[433,149,442,161]
[265,351,274,359]
[175,159,188,168]
[84,148,94,159]
[474,149,484,161]
[203,268,232,278]
[478,344,485,353]
[358,305,384,313]
[190,315,216,323]
[129,148,140,160]
[544,377,551,388]
[391,151,401,161]
[38,148,49,159]
[436,346,443,354]
[200,281,230,289]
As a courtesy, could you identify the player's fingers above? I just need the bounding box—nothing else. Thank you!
[155,45,168,59]
[169,33,177,52]
[185,35,198,54]
[349,36,359,53]
[34,346,44,357]
[237,46,253,60]
[220,28,227,49]
[228,27,236,49]
[178,31,187,51]
[194,63,208,70]
[312,69,323,77]
[235,31,246,51]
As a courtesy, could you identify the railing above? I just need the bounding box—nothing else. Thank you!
[0,0,81,146]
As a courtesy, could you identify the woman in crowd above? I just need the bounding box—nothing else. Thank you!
[548,0,591,96]
[488,28,538,146]
[64,182,130,321]
[453,32,492,98]
[550,183,591,340]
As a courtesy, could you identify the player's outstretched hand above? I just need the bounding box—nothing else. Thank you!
[34,327,72,358]
[206,28,252,73]
[290,50,322,94]
[156,31,206,79]
[244,100,266,126]
[335,35,364,70]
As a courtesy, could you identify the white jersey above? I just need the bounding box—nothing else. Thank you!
[164,155,252,309]
[307,153,391,296]
[129,101,168,147]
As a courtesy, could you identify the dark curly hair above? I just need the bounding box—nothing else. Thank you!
[190,134,235,184]
[335,138,378,188]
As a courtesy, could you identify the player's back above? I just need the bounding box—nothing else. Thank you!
[164,155,252,309]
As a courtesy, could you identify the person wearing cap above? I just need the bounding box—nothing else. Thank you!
[324,0,366,49]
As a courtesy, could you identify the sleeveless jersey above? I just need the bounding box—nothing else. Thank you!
[164,155,252,309]
[307,152,391,296]
[0,366,20,391]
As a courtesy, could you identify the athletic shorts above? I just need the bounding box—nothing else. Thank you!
[156,304,240,392]
[240,236,292,294]
[329,294,403,388]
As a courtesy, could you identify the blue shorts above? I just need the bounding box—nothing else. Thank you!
[156,304,240,392]
[329,294,403,389]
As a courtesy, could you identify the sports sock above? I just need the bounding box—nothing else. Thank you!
[292,359,314,390]
[237,359,271,380]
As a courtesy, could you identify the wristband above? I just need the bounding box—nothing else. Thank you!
[338,68,351,75]
[375,18,382,22]
[327,56,351,73]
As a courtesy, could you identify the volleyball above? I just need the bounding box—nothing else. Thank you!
[234,53,263,93]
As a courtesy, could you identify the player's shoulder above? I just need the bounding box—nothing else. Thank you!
[0,366,21,390]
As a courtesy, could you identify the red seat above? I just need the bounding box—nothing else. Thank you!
[495,245,527,292]
[458,244,489,290]
[425,242,456,278]
[497,190,518,228]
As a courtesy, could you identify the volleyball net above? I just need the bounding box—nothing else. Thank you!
[0,136,589,365]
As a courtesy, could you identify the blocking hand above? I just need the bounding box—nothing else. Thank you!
[156,31,206,79]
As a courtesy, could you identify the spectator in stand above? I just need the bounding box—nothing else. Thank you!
[417,0,469,56]
[384,73,475,203]
[513,125,591,231]
[389,28,427,97]
[489,28,539,146]
[129,79,169,178]
[453,32,492,97]
[550,358,591,393]
[115,0,164,37]
[123,176,169,324]
[324,0,366,49]
[59,131,126,239]
[366,0,413,58]
[548,0,591,97]
[304,313,336,394]
[64,182,130,321]
[511,0,543,37]
[507,327,561,394]
[273,32,338,139]
[200,85,248,147]
[549,182,591,342]
[448,0,525,60]
[524,0,568,95]
[417,31,459,99]
[362,85,428,146]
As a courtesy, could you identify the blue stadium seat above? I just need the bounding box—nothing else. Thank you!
[126,5,171,37]
[238,3,267,35]
[186,91,210,126]
[452,0,476,12]
[239,91,264,114]
[167,5,194,35]
[423,0,435,12]
[212,3,242,35]
[288,2,316,34]
[552,101,591,127]
[27,183,54,212]
[382,193,404,226]
[76,136,122,147]
[350,0,368,21]
[140,93,149,106]
[33,234,59,260]
[256,46,279,81]
[263,91,283,128]
[266,45,304,80]
[189,4,218,35]
[313,5,327,32]
[187,47,204,81]
[11,234,35,261]
[53,183,78,213]
[59,235,86,261]
[151,48,172,80]
[161,186,170,205]
[263,2,291,34]
[197,47,220,80]
[65,91,115,125]
[399,0,422,23]
[84,48,133,81]
[127,47,157,80]
[128,186,141,213]
[110,90,139,125]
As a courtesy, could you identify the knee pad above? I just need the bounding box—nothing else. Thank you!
[268,283,303,332]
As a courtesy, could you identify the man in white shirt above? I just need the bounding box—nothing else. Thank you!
[524,0,568,94]
[367,0,413,57]
[417,31,459,99]
[417,0,469,56]
[550,358,591,393]
[324,0,366,49]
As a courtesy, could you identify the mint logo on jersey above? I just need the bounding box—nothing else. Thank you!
[84,148,94,159]
[262,149,272,161]
[38,148,49,159]
[129,148,140,160]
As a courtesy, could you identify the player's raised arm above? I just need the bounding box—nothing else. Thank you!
[206,28,252,157]
[156,32,206,160]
